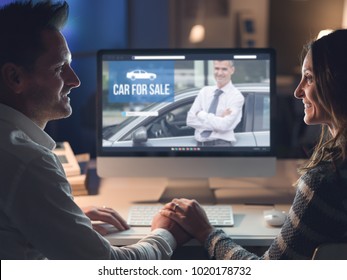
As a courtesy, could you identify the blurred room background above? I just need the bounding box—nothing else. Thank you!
[2,0,345,158]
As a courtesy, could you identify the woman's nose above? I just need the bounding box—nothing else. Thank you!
[294,82,304,99]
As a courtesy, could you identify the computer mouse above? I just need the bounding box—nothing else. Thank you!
[263,209,287,227]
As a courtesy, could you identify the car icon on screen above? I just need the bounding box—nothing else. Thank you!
[126,70,157,81]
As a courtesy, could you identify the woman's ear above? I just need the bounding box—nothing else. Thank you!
[1,63,26,94]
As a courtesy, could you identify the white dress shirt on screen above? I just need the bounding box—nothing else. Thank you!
[186,81,244,143]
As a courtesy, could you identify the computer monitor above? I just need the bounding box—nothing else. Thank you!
[96,48,276,204]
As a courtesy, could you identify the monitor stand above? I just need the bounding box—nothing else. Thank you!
[158,178,216,205]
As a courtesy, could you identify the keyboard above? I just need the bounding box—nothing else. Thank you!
[127,205,234,227]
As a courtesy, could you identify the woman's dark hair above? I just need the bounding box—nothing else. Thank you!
[0,0,69,70]
[299,29,347,173]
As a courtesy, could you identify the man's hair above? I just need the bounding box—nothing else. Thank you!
[214,60,234,67]
[0,0,69,69]
[299,29,347,173]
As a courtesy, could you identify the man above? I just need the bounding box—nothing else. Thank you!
[0,0,188,259]
[187,60,244,146]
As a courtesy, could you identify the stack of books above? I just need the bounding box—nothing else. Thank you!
[54,142,90,196]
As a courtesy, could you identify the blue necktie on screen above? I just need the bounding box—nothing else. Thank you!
[200,89,223,138]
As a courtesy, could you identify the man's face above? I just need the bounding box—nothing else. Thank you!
[23,29,80,127]
[213,60,235,88]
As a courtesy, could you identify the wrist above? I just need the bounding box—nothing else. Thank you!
[151,228,177,250]
[196,226,214,244]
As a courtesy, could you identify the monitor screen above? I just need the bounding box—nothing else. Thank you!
[96,48,276,203]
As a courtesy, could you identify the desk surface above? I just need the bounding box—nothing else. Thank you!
[75,164,297,247]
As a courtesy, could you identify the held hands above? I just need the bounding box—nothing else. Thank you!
[160,199,214,244]
[152,212,192,246]
[82,206,130,236]
[82,202,211,245]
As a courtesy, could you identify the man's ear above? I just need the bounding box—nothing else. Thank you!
[230,66,235,76]
[1,63,26,94]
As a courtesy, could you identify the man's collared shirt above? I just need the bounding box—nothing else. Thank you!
[0,103,176,259]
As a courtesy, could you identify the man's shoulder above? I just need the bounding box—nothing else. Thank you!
[0,124,52,165]
[199,85,215,93]
[226,84,244,101]
[230,83,243,92]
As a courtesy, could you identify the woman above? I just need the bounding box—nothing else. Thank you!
[159,29,347,259]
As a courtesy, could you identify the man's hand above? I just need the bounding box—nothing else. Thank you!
[160,199,214,244]
[222,108,232,117]
[82,206,130,236]
[152,212,192,246]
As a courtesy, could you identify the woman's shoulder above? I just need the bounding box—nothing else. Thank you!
[301,161,347,190]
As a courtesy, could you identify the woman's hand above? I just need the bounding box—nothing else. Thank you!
[82,206,130,235]
[152,212,192,246]
[160,199,214,244]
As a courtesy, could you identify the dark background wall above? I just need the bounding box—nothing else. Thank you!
[269,0,344,76]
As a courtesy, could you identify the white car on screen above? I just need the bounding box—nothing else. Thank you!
[126,70,157,81]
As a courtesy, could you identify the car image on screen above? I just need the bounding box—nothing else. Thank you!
[126,69,157,81]
[102,83,271,147]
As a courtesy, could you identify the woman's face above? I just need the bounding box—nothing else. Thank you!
[294,50,332,128]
